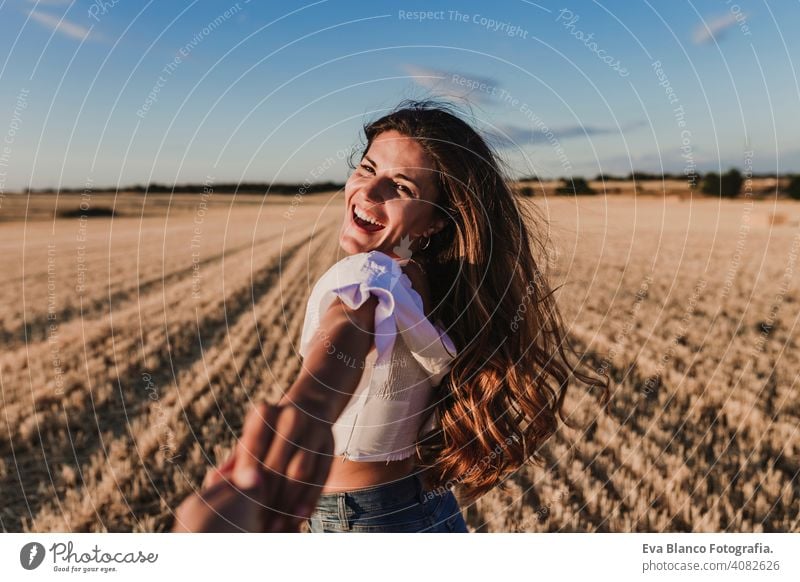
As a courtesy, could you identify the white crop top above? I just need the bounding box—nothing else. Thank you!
[298,250,458,462]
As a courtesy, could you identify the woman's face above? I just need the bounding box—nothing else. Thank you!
[339,130,445,258]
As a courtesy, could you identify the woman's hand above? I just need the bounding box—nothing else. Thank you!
[172,403,278,532]
[171,473,270,533]
[260,398,336,531]
[197,400,336,532]
[173,294,376,532]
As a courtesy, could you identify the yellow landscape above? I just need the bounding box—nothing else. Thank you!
[0,187,797,532]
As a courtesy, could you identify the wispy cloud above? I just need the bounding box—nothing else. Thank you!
[692,13,745,45]
[402,64,502,105]
[488,121,646,148]
[29,9,91,41]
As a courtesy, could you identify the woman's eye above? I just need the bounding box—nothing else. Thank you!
[394,182,412,195]
[357,163,412,196]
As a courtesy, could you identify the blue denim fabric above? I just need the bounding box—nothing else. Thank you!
[306,472,468,533]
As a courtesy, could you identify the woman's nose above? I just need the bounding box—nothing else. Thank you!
[361,177,390,206]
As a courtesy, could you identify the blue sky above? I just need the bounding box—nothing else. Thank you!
[0,0,798,190]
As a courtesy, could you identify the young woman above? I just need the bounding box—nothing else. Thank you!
[172,99,609,533]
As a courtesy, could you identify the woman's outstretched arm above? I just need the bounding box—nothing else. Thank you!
[263,294,379,528]
[171,294,378,532]
[278,294,378,421]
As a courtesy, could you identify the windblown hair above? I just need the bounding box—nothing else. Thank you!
[352,99,611,505]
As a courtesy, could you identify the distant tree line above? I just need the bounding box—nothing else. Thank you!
[19,173,800,200]
[516,171,800,199]
[22,181,345,195]
[699,169,800,200]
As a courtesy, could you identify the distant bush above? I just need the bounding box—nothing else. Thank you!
[595,173,625,182]
[701,169,743,198]
[786,175,800,200]
[555,177,596,196]
[701,172,720,195]
[517,185,535,197]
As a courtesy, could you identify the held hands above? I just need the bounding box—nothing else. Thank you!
[172,296,373,533]
[171,400,335,532]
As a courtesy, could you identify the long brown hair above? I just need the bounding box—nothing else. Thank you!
[352,99,611,505]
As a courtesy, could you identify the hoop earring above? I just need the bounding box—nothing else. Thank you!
[419,235,431,251]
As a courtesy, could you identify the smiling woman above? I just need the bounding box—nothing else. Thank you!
[339,129,446,257]
[172,99,609,534]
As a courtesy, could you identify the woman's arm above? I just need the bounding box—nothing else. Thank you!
[178,293,380,532]
[277,293,378,422]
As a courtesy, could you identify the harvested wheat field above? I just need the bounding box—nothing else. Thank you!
[0,191,798,532]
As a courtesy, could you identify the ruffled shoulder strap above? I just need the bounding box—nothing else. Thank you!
[299,250,457,384]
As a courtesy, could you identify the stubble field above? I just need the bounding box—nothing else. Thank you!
[0,191,798,532]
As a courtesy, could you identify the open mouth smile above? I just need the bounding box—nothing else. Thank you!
[351,204,386,233]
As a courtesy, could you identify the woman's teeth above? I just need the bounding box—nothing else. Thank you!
[352,206,386,232]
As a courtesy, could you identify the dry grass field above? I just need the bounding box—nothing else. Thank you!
[0,188,798,532]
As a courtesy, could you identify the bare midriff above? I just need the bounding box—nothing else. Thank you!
[320,455,419,494]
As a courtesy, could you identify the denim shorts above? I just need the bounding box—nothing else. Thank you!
[306,472,469,533]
